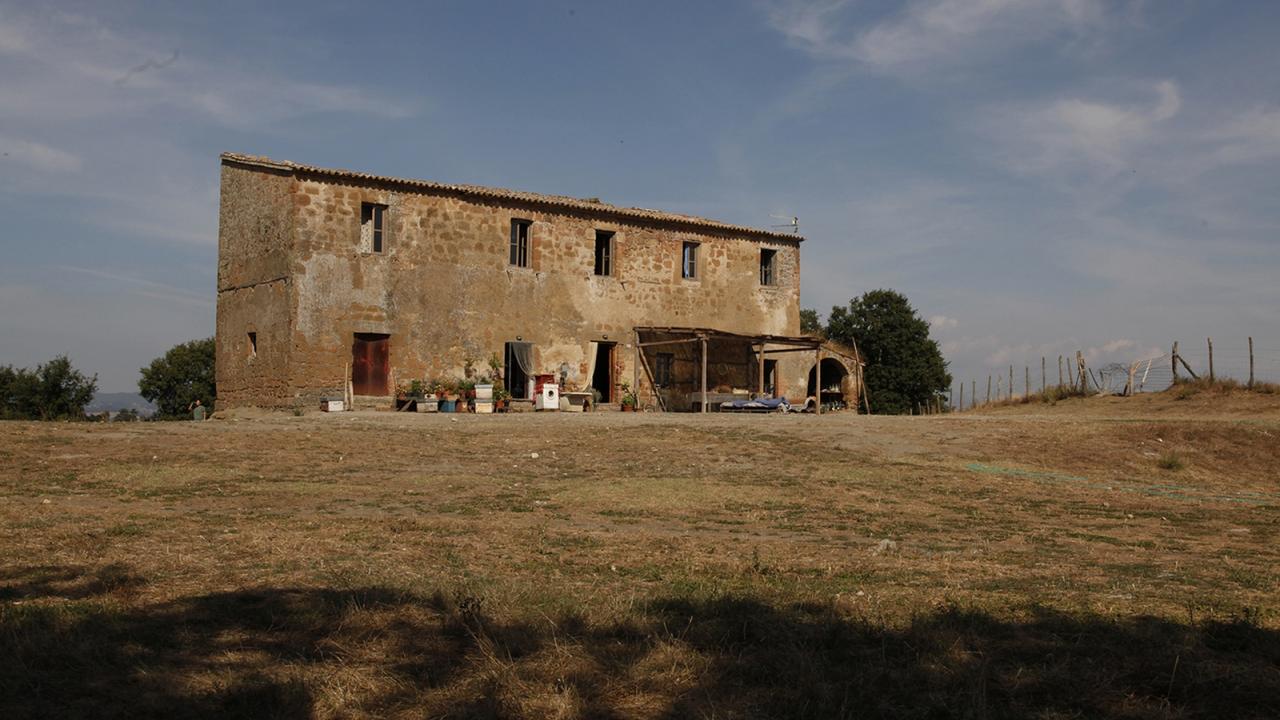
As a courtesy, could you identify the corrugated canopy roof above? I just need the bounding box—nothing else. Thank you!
[221,152,805,242]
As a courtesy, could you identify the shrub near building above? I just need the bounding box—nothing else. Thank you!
[139,338,216,419]
[823,289,951,415]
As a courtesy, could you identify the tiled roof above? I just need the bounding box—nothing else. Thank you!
[221,152,804,242]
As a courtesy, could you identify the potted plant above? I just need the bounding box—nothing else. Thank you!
[438,378,458,413]
[394,381,413,410]
[493,384,511,412]
[474,373,494,403]
[456,377,474,412]
[413,379,439,413]
[620,382,638,412]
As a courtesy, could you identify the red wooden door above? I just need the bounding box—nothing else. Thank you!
[351,334,390,395]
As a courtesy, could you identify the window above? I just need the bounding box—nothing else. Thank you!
[760,248,777,286]
[510,219,531,268]
[360,203,387,253]
[681,241,699,280]
[247,332,257,359]
[655,353,674,387]
[594,230,614,276]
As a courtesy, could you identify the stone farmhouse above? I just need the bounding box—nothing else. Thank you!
[215,153,861,411]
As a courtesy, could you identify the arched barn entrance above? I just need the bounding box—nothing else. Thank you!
[807,357,851,411]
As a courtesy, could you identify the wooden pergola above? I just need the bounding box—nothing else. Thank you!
[632,326,863,414]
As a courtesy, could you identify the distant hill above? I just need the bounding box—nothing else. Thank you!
[87,392,156,416]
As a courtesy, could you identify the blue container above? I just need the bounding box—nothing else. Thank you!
[439,399,456,412]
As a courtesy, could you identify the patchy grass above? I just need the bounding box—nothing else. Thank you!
[1173,377,1280,399]
[1158,451,1186,471]
[2,397,1278,718]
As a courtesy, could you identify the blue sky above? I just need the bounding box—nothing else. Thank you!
[3,1,1279,393]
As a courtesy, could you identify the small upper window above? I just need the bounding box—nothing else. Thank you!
[360,203,387,253]
[681,241,699,280]
[247,332,257,359]
[594,230,614,276]
[510,219,532,268]
[760,249,777,286]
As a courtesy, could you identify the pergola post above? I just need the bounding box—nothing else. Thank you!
[700,336,708,414]
[633,329,640,406]
[815,348,822,416]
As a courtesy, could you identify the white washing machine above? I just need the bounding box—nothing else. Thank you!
[534,384,560,411]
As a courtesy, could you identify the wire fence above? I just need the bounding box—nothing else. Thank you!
[945,337,1279,412]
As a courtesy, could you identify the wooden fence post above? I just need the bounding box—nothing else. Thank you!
[1058,355,1064,388]
[1249,337,1255,389]
[958,383,964,412]
[701,336,709,413]
[986,375,991,405]
[1207,337,1214,382]
[1171,342,1178,383]
[1009,366,1013,402]
[972,380,976,411]
[1041,357,1046,394]
[1025,366,1030,400]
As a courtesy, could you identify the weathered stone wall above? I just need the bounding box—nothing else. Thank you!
[215,163,296,407]
[287,177,800,405]
[216,158,807,408]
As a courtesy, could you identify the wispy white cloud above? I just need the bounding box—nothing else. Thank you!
[0,9,420,127]
[1206,107,1280,167]
[0,135,81,173]
[765,0,1116,73]
[977,79,1180,179]
[0,14,30,53]
[57,265,213,309]
[929,314,959,330]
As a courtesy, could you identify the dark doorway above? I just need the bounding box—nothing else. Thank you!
[505,341,532,400]
[807,358,848,405]
[592,342,615,402]
[351,333,390,395]
[764,359,777,397]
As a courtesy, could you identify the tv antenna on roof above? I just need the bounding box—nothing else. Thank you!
[770,214,799,235]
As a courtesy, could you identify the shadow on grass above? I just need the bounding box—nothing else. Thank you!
[1,564,1277,719]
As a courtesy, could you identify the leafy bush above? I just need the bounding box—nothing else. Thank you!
[139,338,216,419]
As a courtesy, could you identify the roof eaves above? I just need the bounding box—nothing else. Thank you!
[220,152,805,242]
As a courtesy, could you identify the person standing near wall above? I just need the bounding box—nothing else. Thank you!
[189,399,207,421]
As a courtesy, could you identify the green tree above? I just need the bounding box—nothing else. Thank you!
[0,356,97,420]
[825,290,950,415]
[139,338,216,419]
[800,308,825,337]
[0,365,34,418]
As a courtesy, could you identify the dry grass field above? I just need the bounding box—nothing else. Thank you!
[2,387,1278,718]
